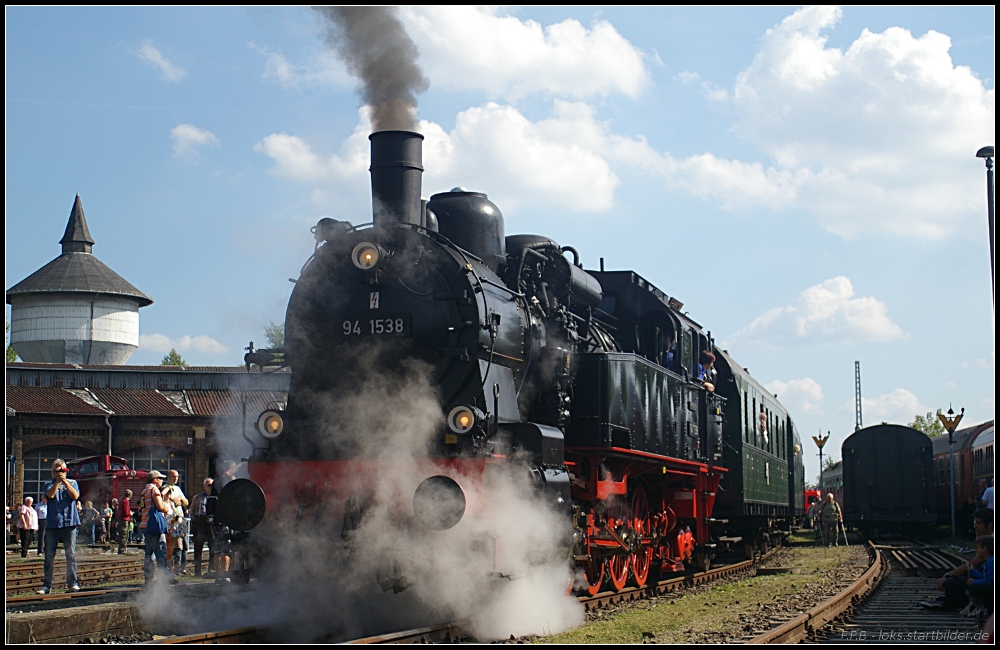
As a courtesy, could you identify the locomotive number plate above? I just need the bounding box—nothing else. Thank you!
[341,315,412,337]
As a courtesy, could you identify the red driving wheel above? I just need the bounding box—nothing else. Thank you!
[631,486,653,588]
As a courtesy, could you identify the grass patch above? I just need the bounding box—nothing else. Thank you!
[536,545,861,644]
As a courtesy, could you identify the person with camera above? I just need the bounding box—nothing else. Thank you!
[38,460,81,594]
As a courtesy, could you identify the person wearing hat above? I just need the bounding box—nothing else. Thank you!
[140,471,174,586]
[190,477,218,577]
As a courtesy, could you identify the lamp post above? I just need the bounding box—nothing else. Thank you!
[938,406,965,537]
[976,146,994,307]
[813,431,830,495]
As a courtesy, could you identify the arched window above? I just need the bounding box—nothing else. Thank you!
[123,447,189,495]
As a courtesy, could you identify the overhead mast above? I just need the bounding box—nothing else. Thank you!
[854,361,863,432]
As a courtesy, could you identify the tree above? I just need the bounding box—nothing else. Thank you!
[161,348,187,367]
[910,410,945,437]
[5,317,18,363]
[264,321,284,348]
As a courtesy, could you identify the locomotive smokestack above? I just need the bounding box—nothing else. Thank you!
[370,130,424,227]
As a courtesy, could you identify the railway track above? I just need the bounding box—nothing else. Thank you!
[817,543,986,644]
[6,557,145,595]
[581,547,777,611]
[145,626,271,644]
[748,541,988,644]
[143,550,779,644]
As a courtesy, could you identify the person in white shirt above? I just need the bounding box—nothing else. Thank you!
[161,470,189,574]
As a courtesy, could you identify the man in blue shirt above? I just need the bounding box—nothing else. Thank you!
[38,459,81,594]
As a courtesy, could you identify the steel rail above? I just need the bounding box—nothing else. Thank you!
[145,626,270,644]
[747,542,885,644]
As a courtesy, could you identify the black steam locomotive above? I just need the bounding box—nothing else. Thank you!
[223,130,804,593]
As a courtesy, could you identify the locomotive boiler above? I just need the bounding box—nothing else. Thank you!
[222,130,800,594]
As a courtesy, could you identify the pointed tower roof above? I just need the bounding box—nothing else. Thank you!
[59,194,95,253]
[6,196,153,306]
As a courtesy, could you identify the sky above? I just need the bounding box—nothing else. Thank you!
[5,6,995,484]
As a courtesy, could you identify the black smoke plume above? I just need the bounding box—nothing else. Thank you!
[314,6,430,131]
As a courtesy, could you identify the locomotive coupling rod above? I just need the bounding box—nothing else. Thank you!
[602,526,633,553]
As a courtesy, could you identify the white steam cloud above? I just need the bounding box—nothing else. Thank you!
[136,354,581,641]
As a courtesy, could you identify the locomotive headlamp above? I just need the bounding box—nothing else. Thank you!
[448,405,483,434]
[351,241,383,270]
[256,410,285,439]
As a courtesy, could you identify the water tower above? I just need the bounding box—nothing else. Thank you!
[6,195,152,364]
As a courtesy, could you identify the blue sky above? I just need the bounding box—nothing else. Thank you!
[6,6,995,483]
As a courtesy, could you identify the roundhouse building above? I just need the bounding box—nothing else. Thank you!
[6,362,289,508]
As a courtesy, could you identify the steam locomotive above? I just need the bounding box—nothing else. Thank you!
[221,130,805,593]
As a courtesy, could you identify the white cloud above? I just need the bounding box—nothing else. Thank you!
[719,6,995,239]
[262,8,648,101]
[255,112,371,182]
[765,377,825,413]
[137,333,174,353]
[847,388,929,426]
[398,7,649,101]
[137,40,186,83]
[250,42,350,89]
[257,103,621,212]
[424,102,619,211]
[251,8,992,240]
[729,276,907,346]
[139,333,228,355]
[252,98,801,215]
[171,124,220,158]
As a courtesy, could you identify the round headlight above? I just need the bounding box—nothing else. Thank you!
[256,410,284,439]
[448,406,479,434]
[351,242,382,270]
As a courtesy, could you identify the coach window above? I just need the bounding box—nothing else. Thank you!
[743,393,749,443]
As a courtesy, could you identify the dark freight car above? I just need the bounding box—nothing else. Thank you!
[842,424,935,525]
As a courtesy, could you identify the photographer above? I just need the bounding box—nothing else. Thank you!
[38,460,81,594]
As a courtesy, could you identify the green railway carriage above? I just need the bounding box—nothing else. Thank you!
[712,348,803,551]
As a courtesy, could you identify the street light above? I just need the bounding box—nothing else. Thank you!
[813,431,830,494]
[938,406,965,537]
[976,145,994,308]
